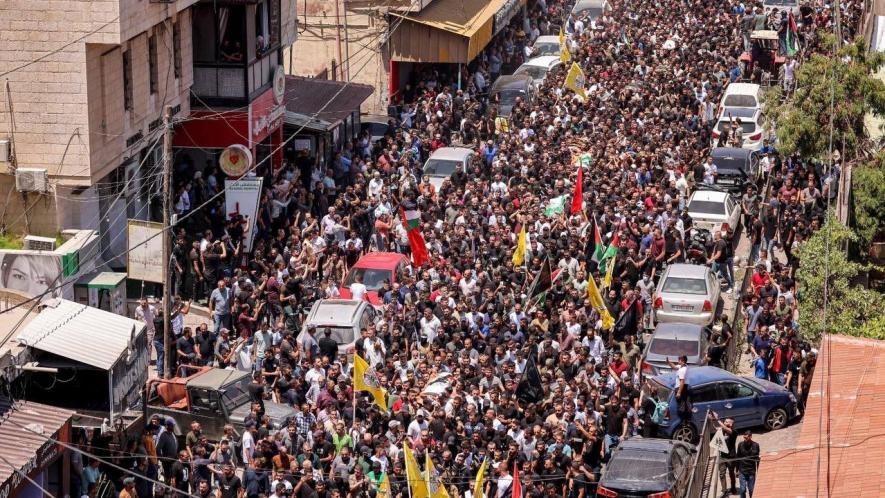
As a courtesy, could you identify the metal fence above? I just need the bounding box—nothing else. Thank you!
[686,409,716,498]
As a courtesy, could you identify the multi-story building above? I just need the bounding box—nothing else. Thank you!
[172,0,298,176]
[0,0,197,266]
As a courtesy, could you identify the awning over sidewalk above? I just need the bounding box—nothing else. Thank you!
[388,0,525,64]
[284,76,374,128]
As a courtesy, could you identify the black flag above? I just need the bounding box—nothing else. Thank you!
[614,298,640,339]
[516,353,544,404]
[525,257,552,303]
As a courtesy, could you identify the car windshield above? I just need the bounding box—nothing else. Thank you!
[765,0,796,5]
[578,6,604,18]
[650,338,700,357]
[716,121,757,134]
[344,268,392,291]
[365,123,388,136]
[712,156,748,174]
[643,379,674,404]
[722,95,757,108]
[317,326,356,345]
[534,43,560,55]
[688,200,726,215]
[220,377,251,412]
[516,66,549,79]
[493,89,526,105]
[424,159,461,176]
[605,451,669,480]
[662,276,708,295]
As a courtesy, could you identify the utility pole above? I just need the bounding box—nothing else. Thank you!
[162,105,173,379]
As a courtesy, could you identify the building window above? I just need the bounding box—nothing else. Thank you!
[148,34,159,94]
[193,4,246,64]
[172,22,182,79]
[123,49,133,110]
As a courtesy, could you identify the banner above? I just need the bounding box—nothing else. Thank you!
[127,220,164,283]
[225,177,263,252]
[0,251,63,302]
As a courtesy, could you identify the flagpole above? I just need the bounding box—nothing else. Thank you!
[404,445,414,498]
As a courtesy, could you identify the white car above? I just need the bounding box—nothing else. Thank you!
[653,264,721,326]
[686,188,742,234]
[719,82,761,113]
[513,56,563,86]
[298,299,377,355]
[712,107,768,150]
[422,147,473,190]
[531,35,561,57]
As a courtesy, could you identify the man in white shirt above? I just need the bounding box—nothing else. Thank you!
[349,274,368,301]
[368,172,384,199]
[419,308,442,344]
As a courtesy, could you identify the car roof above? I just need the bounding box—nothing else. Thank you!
[308,299,365,325]
[719,107,760,120]
[711,147,752,159]
[491,74,534,91]
[361,113,392,124]
[352,252,408,270]
[654,366,738,388]
[187,368,249,390]
[616,437,688,453]
[689,189,729,202]
[573,0,606,11]
[653,322,705,340]
[523,56,561,68]
[724,82,760,96]
[428,147,473,162]
[533,35,560,44]
[751,29,780,39]
[664,263,710,279]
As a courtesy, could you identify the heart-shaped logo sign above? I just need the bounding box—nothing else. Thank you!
[230,154,239,165]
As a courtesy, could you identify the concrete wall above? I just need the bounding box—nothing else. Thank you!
[286,0,390,113]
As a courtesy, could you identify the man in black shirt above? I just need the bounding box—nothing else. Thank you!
[736,431,760,498]
[214,465,243,498]
[194,325,215,366]
[176,327,197,371]
[603,396,628,459]
[318,328,338,361]
[170,451,192,496]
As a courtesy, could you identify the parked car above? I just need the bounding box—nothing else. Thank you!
[297,299,376,355]
[513,56,563,86]
[706,147,759,192]
[360,114,393,144]
[571,0,610,22]
[146,367,297,441]
[641,322,711,376]
[646,366,799,442]
[712,107,768,150]
[597,438,696,498]
[489,74,535,117]
[653,264,720,326]
[421,147,473,190]
[339,252,411,305]
[719,82,761,112]
[531,35,561,57]
[686,187,742,234]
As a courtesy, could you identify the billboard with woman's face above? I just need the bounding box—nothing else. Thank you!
[0,253,63,301]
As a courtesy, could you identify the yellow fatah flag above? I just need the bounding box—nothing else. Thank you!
[473,457,488,498]
[587,275,615,330]
[403,445,429,498]
[378,473,392,498]
[425,452,451,498]
[560,30,571,63]
[353,354,387,412]
[512,225,527,266]
[603,254,616,289]
[563,62,587,100]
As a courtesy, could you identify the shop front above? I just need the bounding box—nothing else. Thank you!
[173,67,288,177]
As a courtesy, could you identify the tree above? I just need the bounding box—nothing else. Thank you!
[851,151,885,249]
[763,36,885,160]
[797,215,885,342]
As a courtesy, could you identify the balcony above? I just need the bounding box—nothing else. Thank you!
[193,53,279,104]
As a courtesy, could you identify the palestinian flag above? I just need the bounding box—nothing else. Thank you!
[585,216,605,263]
[524,259,562,309]
[401,204,421,231]
[597,232,620,274]
[786,12,799,56]
[400,201,429,267]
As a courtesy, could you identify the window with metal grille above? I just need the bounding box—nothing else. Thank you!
[149,33,159,94]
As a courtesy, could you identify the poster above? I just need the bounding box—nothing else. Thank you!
[0,251,63,302]
[225,177,263,252]
[127,220,164,283]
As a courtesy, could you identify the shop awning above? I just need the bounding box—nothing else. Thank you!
[284,112,335,132]
[284,76,374,127]
[388,0,525,63]
[0,398,73,498]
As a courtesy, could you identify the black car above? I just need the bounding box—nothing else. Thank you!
[488,74,534,117]
[709,147,759,192]
[597,438,695,498]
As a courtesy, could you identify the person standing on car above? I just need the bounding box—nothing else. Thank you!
[736,431,760,498]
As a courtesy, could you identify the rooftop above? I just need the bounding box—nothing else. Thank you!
[284,76,374,125]
[754,335,885,498]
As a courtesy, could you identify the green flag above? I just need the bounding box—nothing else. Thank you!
[544,196,567,216]
[597,233,620,274]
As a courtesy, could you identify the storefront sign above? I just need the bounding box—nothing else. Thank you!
[225,177,264,252]
[273,66,286,105]
[494,0,524,35]
[127,220,164,283]
[219,144,253,177]
[292,138,312,152]
[110,325,149,422]
[250,88,286,147]
[0,423,66,498]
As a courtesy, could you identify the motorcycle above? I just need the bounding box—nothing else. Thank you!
[685,227,713,265]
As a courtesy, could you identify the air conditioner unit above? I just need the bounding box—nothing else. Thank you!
[23,235,56,251]
[0,139,9,163]
[15,168,48,192]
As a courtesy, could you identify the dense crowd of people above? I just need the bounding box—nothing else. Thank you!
[69,0,864,497]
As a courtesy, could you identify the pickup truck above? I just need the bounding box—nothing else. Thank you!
[145,366,297,441]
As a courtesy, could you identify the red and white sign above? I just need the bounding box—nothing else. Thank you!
[249,87,286,147]
[219,144,253,177]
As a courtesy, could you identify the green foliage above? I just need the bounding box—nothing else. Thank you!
[797,215,885,342]
[764,37,885,159]
[0,234,23,250]
[852,152,885,248]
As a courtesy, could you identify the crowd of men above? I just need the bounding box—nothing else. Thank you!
[70,0,864,497]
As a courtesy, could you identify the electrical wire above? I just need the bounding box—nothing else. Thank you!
[0,454,55,498]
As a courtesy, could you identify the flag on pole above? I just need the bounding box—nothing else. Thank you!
[786,12,799,56]
[597,232,620,274]
[401,202,430,267]
[559,29,571,63]
[353,354,388,412]
[587,275,615,330]
[425,452,450,498]
[403,445,429,498]
[516,354,544,403]
[378,473,392,498]
[473,457,488,498]
[525,258,552,303]
[603,251,617,289]
[512,224,527,266]
[544,196,567,216]
[563,63,587,100]
[512,463,522,498]
[570,163,583,215]
[585,216,605,264]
